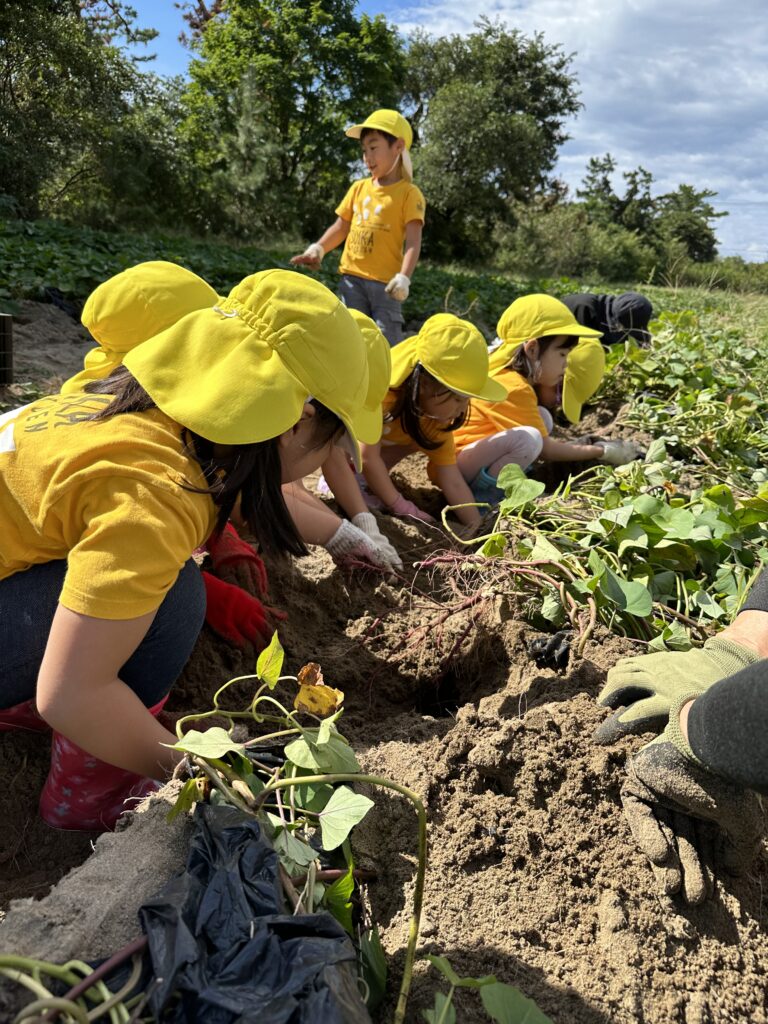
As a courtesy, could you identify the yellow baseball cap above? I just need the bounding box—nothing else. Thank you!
[123,269,369,467]
[61,261,218,395]
[346,109,413,149]
[561,337,606,424]
[390,313,507,402]
[490,294,603,371]
[346,109,414,181]
[347,309,391,444]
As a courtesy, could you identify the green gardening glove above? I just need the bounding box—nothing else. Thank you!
[620,692,765,905]
[595,637,760,743]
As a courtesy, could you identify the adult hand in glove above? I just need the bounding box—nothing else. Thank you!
[351,512,402,570]
[202,572,272,650]
[290,242,324,270]
[386,492,435,524]
[595,637,760,743]
[385,273,410,302]
[325,519,399,573]
[621,693,765,905]
[596,439,644,466]
[206,522,268,595]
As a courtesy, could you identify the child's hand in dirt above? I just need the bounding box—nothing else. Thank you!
[596,637,760,743]
[351,513,403,570]
[206,522,268,595]
[202,572,273,650]
[595,439,645,466]
[621,695,765,905]
[386,493,435,524]
[325,519,399,573]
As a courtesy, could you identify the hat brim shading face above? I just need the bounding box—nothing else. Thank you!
[345,109,413,150]
[390,314,508,404]
[491,295,604,372]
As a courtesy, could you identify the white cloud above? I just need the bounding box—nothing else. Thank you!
[393,0,768,259]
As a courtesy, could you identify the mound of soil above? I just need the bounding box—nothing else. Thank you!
[1,308,766,1022]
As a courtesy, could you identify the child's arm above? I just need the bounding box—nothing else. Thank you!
[291,217,351,269]
[433,464,483,526]
[401,220,422,279]
[37,606,183,778]
[283,481,402,570]
[386,220,423,301]
[321,447,368,519]
[541,436,605,462]
[361,442,401,507]
[282,481,341,545]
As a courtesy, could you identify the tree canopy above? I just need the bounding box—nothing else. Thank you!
[0,3,729,275]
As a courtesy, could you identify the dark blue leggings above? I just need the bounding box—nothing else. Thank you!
[0,559,206,710]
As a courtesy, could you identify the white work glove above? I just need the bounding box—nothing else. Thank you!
[351,512,403,570]
[324,519,398,572]
[385,272,410,302]
[290,242,325,270]
[596,439,644,466]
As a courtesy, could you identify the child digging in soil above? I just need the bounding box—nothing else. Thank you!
[283,309,403,573]
[0,268,372,831]
[291,109,425,346]
[453,295,642,505]
[59,260,282,653]
[358,313,507,529]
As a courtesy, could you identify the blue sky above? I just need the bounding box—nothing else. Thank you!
[127,0,768,261]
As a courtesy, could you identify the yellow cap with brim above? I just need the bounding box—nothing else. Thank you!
[346,109,414,181]
[390,313,507,403]
[561,337,606,424]
[490,294,603,372]
[346,109,413,149]
[61,261,218,395]
[123,269,369,469]
[347,309,391,444]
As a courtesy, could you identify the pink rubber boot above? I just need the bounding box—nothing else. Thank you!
[0,699,50,734]
[39,697,168,831]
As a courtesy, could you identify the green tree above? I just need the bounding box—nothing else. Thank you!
[656,184,725,263]
[0,1,158,218]
[180,0,405,238]
[405,18,581,260]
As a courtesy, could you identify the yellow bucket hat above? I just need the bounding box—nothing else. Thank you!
[561,338,606,424]
[123,269,369,467]
[489,294,603,372]
[61,261,218,395]
[390,313,507,402]
[345,109,414,181]
[347,309,391,444]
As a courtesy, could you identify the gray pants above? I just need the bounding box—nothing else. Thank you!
[339,274,404,346]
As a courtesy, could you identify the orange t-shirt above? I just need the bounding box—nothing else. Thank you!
[380,390,456,467]
[454,368,547,451]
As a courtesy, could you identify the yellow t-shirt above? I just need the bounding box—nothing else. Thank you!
[0,393,216,619]
[337,177,426,284]
[454,368,547,451]
[380,390,456,467]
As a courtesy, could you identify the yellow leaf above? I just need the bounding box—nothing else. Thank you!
[294,683,344,718]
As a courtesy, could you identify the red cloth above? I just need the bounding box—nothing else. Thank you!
[202,572,273,649]
[206,522,268,595]
[0,698,50,734]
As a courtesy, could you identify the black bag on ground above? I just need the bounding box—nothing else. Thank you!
[139,803,370,1023]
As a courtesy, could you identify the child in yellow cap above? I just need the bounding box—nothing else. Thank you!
[0,268,370,831]
[358,313,506,527]
[283,310,403,572]
[454,295,642,504]
[291,108,425,346]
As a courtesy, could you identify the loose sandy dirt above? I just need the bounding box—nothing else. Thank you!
[1,302,766,1023]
